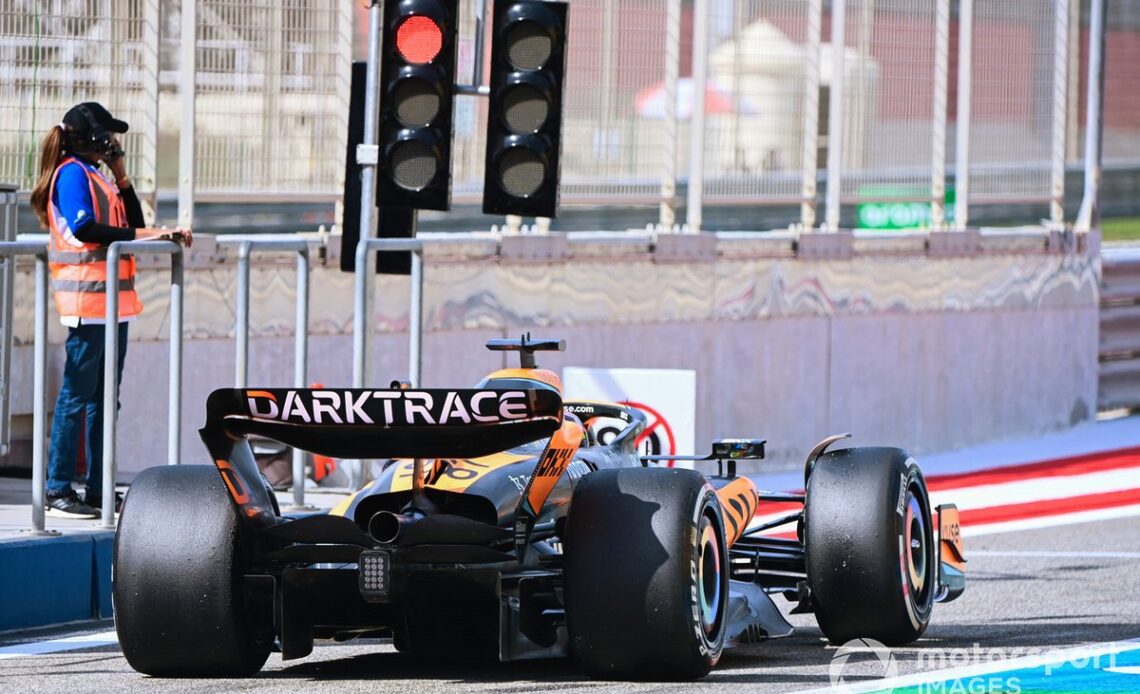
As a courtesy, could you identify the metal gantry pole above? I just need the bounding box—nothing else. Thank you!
[824,0,847,231]
[102,240,184,528]
[353,1,385,391]
[1075,0,1106,233]
[954,0,974,230]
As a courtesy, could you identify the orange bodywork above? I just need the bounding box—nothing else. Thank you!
[525,418,583,514]
[938,504,966,571]
[483,367,563,392]
[715,476,759,546]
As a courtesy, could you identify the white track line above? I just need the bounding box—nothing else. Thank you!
[0,630,119,659]
[968,550,1140,559]
[928,467,1140,510]
[963,503,1140,537]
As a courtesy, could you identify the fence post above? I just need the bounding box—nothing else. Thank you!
[800,0,823,231]
[687,0,711,233]
[660,0,682,229]
[1075,0,1106,233]
[235,241,252,386]
[31,252,49,533]
[291,245,310,510]
[931,0,951,229]
[1050,0,1069,226]
[824,0,847,231]
[954,0,974,230]
[178,0,195,228]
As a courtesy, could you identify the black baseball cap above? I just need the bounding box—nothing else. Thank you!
[62,102,129,135]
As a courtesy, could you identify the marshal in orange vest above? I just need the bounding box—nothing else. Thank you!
[46,157,143,321]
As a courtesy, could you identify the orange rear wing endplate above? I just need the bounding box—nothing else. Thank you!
[935,503,966,602]
[513,418,582,559]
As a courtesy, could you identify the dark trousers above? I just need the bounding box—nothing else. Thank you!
[47,322,128,497]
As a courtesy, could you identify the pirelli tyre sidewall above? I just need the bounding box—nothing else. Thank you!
[804,447,936,646]
[113,464,273,677]
[564,467,729,680]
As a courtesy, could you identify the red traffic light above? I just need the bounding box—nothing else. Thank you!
[396,15,443,64]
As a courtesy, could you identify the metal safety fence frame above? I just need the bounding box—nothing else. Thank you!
[350,236,425,490]
[102,240,184,528]
[0,239,50,534]
[215,234,313,511]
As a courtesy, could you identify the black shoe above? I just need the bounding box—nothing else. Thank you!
[86,491,124,514]
[46,491,99,519]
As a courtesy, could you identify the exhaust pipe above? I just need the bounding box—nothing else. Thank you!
[368,510,420,544]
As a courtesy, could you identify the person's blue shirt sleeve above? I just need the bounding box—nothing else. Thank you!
[51,162,96,238]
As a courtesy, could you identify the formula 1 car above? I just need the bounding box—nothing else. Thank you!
[113,336,966,680]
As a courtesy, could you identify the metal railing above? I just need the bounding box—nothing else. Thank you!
[0,238,50,534]
[102,240,185,527]
[349,236,424,490]
[215,234,312,510]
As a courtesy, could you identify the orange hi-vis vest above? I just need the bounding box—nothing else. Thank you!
[47,157,143,321]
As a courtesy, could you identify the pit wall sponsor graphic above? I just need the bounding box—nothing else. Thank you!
[242,388,534,426]
[562,367,695,466]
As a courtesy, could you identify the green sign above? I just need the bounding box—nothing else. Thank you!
[856,186,955,230]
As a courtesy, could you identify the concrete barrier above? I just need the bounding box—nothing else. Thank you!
[2,228,1100,476]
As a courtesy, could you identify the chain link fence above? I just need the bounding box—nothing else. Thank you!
[965,0,1060,203]
[0,0,160,197]
[1,0,1136,227]
[189,0,352,197]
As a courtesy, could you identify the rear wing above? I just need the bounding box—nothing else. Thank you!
[199,386,563,525]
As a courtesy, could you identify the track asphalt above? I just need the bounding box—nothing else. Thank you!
[1,414,1138,692]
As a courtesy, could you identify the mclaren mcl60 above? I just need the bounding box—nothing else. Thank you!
[113,336,965,680]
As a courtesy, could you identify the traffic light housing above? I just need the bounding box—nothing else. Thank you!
[482,1,568,218]
[377,0,459,211]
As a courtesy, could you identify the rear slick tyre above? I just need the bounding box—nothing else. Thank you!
[564,468,729,680]
[113,465,273,676]
[804,447,936,646]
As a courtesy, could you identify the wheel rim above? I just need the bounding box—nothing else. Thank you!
[904,490,928,596]
[697,516,722,636]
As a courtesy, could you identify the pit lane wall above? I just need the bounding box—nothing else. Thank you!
[3,229,1100,474]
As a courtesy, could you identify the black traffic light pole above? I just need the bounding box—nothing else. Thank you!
[353,0,490,390]
[352,2,567,463]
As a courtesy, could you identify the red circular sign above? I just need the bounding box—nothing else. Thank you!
[622,400,679,467]
[396,16,443,64]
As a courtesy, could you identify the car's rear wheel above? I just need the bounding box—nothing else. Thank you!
[114,465,274,676]
[804,447,936,645]
[563,467,728,680]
